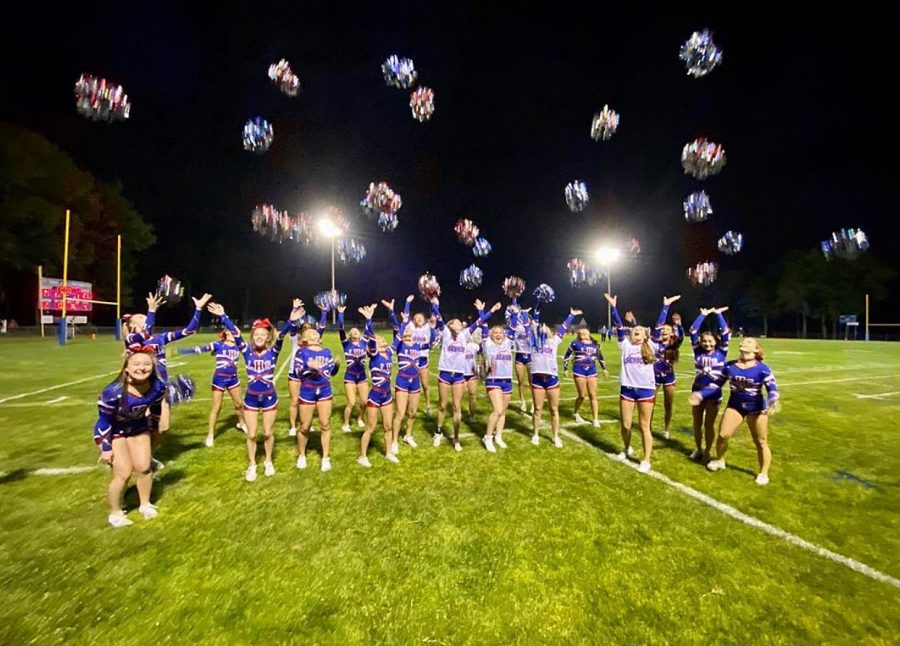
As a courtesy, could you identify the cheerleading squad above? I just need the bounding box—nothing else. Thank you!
[94,290,779,527]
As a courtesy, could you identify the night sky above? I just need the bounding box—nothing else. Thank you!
[3,4,896,326]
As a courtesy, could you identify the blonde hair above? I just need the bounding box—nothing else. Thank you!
[640,338,655,364]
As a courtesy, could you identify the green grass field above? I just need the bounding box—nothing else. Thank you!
[1,333,898,644]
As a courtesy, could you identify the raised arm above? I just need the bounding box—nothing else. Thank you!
[716,307,731,352]
[403,294,414,319]
[431,298,445,331]
[209,303,244,348]
[468,300,500,333]
[689,309,711,348]
[337,306,347,343]
[359,305,377,355]
[178,342,215,356]
[143,292,162,336]
[557,308,579,338]
[274,299,304,355]
[604,293,627,342]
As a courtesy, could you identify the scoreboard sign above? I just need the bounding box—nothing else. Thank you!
[40,278,93,312]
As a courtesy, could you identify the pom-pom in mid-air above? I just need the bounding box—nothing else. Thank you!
[410,86,435,122]
[314,290,347,311]
[567,258,587,288]
[717,231,744,255]
[74,74,131,122]
[683,191,713,223]
[382,55,418,89]
[679,29,723,78]
[418,273,441,300]
[454,219,480,246]
[377,212,399,232]
[156,275,185,306]
[251,204,290,242]
[361,182,402,218]
[336,238,366,264]
[268,59,301,97]
[459,264,484,290]
[502,276,526,299]
[473,237,492,258]
[243,117,274,154]
[821,228,870,260]
[166,374,196,405]
[533,283,556,303]
[565,181,589,212]
[590,105,620,142]
[681,138,726,180]
[687,261,719,287]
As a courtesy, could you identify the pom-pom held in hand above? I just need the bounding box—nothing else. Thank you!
[590,105,620,141]
[155,275,184,306]
[454,219,480,246]
[533,284,556,304]
[337,238,367,263]
[243,117,274,154]
[314,291,347,311]
[459,264,484,290]
[361,182,402,217]
[717,231,744,255]
[418,273,441,301]
[502,276,526,299]
[268,59,301,97]
[382,55,418,89]
[568,258,588,288]
[679,29,723,78]
[410,86,435,122]
[74,74,131,122]
[565,181,589,212]
[821,228,870,260]
[682,138,726,180]
[472,237,492,258]
[687,261,719,287]
[683,191,713,223]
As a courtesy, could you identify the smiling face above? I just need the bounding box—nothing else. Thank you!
[448,319,463,333]
[413,313,425,327]
[490,325,505,343]
[700,332,716,352]
[251,327,271,348]
[659,324,673,344]
[348,327,361,342]
[125,352,155,384]
[577,328,591,343]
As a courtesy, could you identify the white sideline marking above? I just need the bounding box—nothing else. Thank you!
[852,392,900,400]
[32,466,98,476]
[45,396,69,404]
[274,354,292,382]
[558,428,900,589]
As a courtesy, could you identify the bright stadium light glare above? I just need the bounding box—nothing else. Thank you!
[595,246,622,265]
[318,217,340,239]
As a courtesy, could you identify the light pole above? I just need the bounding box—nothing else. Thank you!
[317,217,341,324]
[595,246,622,330]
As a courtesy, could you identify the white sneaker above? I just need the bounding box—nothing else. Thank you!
[341,424,352,433]
[553,437,564,449]
[139,503,158,520]
[529,403,535,414]
[403,435,418,448]
[531,434,540,446]
[593,419,601,428]
[483,436,496,453]
[689,449,703,461]
[108,511,133,528]
[288,427,298,437]
[574,414,587,425]
[627,446,635,457]
[385,453,400,464]
[662,430,670,440]
[616,451,627,462]
[204,436,214,448]
[357,418,366,429]
[321,457,331,472]
[433,433,442,447]
[150,458,165,472]
[264,462,276,477]
[357,456,372,468]
[245,465,258,482]
[236,422,248,433]
[755,473,769,486]
[707,459,726,472]
[391,442,399,455]
[495,436,507,449]
[638,460,652,473]
[453,442,463,452]
[295,455,307,470]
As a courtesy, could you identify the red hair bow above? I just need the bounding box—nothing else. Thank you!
[126,343,156,355]
[252,318,272,330]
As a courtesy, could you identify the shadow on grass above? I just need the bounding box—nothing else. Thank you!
[123,468,187,508]
[0,469,28,485]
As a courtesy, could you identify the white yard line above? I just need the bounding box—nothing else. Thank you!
[557,428,900,589]
[32,466,98,476]
[852,392,900,400]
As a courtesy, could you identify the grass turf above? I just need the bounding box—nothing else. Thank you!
[0,334,898,644]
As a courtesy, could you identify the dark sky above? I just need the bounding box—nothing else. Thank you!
[2,3,897,325]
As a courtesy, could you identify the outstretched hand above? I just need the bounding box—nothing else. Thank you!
[663,295,682,306]
[603,293,617,307]
[714,306,730,314]
[358,304,376,320]
[700,307,714,316]
[490,302,502,313]
[570,308,583,316]
[381,299,395,311]
[406,294,415,304]
[207,302,225,317]
[192,293,213,309]
[474,299,486,311]
[146,292,164,313]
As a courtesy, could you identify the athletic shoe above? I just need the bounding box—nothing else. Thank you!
[264,462,276,477]
[295,455,307,470]
[321,457,332,472]
[529,403,535,414]
[236,422,248,433]
[433,433,442,447]
[288,427,298,438]
[391,442,399,455]
[482,436,496,453]
[553,437,564,449]
[245,465,258,482]
[531,434,540,446]
[689,449,703,461]
[357,418,366,429]
[385,453,400,464]
[638,460,652,473]
[707,459,726,472]
[495,436,508,449]
[616,451,627,462]
[627,446,635,457]
[662,430,670,440]
[574,414,587,425]
[453,442,463,453]
[150,458,165,472]
[357,456,372,468]
[139,503,158,520]
[593,419,601,428]
[519,400,527,413]
[204,436,214,448]
[341,424,352,433]
[755,473,769,486]
[108,512,133,528]
[403,435,418,448]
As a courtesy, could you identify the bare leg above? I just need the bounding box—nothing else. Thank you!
[573,376,587,417]
[288,380,300,431]
[405,392,421,439]
[360,405,377,457]
[436,382,451,433]
[208,389,224,440]
[228,386,246,426]
[262,408,277,463]
[586,377,599,421]
[297,404,315,457]
[486,388,503,437]
[637,400,654,462]
[547,387,561,441]
[715,408,744,461]
[392,390,409,444]
[663,384,676,434]
[317,399,333,459]
[344,382,357,428]
[126,434,153,506]
[419,367,431,412]
[531,387,546,439]
[704,401,720,455]
[747,413,772,476]
[466,378,477,419]
[451,382,465,442]
[691,402,704,452]
[356,382,369,425]
[245,409,259,465]
[381,404,395,455]
[108,437,134,514]
[619,398,635,452]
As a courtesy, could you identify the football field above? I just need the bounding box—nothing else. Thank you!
[0,334,898,644]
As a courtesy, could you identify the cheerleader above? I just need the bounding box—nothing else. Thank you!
[180,331,247,447]
[693,337,779,485]
[603,293,666,473]
[293,317,339,472]
[433,299,498,451]
[357,304,396,466]
[403,296,440,414]
[653,299,684,439]
[287,308,327,438]
[562,328,609,427]
[94,350,167,527]
[688,307,731,461]
[510,301,534,413]
[337,305,368,433]
[209,300,302,482]
[481,310,519,452]
[529,305,579,447]
[463,318,488,421]
[386,300,428,453]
